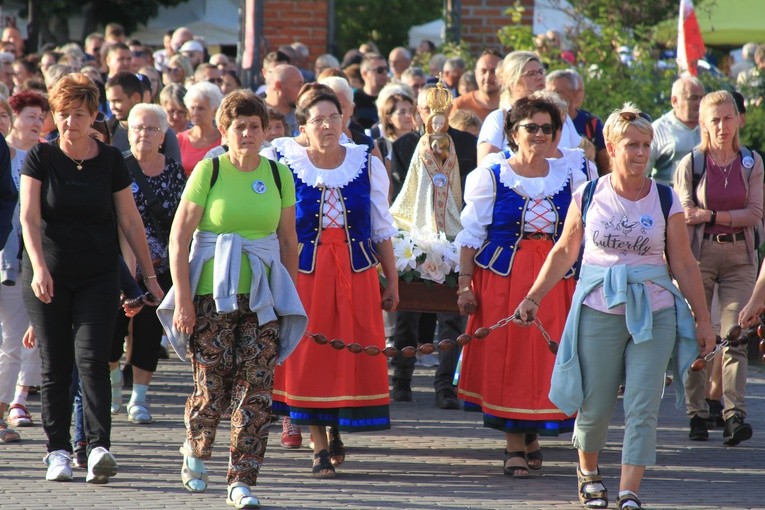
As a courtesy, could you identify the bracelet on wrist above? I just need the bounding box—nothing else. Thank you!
[143,275,157,281]
[456,286,472,295]
[458,273,472,279]
[524,295,540,307]
[709,210,717,226]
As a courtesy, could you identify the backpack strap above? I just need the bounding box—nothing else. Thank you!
[740,146,754,181]
[209,156,282,198]
[580,177,599,227]
[268,158,282,198]
[210,156,219,189]
[690,148,706,206]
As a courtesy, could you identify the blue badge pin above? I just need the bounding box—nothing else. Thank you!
[640,215,654,228]
[743,155,754,169]
[131,182,139,193]
[252,180,267,194]
[433,173,448,188]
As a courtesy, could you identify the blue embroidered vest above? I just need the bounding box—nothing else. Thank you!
[277,148,378,273]
[474,161,575,276]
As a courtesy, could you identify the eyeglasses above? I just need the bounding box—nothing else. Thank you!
[167,67,182,74]
[521,68,545,78]
[373,66,388,75]
[306,113,343,127]
[392,108,413,116]
[619,111,653,123]
[517,122,554,135]
[129,125,162,135]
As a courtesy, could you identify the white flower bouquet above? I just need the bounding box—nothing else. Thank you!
[386,228,460,287]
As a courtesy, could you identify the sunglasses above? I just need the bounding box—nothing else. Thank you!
[619,111,652,123]
[132,51,146,58]
[517,122,554,135]
[208,77,223,85]
[374,66,388,74]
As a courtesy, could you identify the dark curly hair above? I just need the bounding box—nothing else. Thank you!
[504,96,562,152]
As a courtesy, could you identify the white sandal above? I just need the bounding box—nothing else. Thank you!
[179,443,208,493]
[127,402,153,424]
[227,482,261,509]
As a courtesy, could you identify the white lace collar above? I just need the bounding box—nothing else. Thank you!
[271,137,368,189]
[484,152,573,199]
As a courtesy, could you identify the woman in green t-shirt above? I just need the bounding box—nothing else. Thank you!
[168,89,299,510]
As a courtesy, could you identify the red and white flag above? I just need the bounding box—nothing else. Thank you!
[677,0,705,76]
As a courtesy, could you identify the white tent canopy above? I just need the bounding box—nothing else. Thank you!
[129,0,240,46]
[408,19,445,49]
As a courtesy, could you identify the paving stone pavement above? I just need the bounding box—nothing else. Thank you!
[1,359,764,510]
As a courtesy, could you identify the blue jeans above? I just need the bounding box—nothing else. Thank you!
[69,366,85,448]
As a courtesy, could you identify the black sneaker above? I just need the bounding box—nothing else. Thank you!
[722,413,752,446]
[435,388,459,410]
[705,399,725,428]
[391,380,412,402]
[689,415,709,441]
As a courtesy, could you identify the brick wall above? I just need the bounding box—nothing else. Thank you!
[261,1,329,63]
[459,0,534,53]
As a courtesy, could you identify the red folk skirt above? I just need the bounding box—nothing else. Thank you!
[457,238,575,433]
[272,228,390,431]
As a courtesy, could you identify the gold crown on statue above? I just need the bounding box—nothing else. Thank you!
[426,75,453,114]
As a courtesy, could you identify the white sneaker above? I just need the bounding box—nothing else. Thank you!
[86,446,118,484]
[44,450,73,481]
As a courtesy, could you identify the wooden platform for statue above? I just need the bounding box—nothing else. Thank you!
[393,281,460,314]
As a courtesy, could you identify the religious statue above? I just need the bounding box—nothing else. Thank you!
[390,79,462,238]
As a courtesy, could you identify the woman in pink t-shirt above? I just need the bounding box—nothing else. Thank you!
[675,90,762,447]
[176,81,222,176]
[515,105,715,510]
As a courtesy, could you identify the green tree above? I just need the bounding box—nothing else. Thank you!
[22,0,191,48]
[496,2,730,122]
[335,0,442,57]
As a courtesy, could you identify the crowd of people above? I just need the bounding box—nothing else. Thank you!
[0,20,761,510]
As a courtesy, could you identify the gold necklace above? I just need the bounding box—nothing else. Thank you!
[61,142,92,171]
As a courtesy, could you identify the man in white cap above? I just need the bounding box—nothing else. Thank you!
[180,40,205,69]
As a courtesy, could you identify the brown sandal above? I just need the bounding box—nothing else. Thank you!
[312,450,336,478]
[503,450,530,479]
[328,426,345,467]
[0,419,20,443]
[577,465,608,508]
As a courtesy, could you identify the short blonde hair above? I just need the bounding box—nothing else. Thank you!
[603,102,653,146]
[698,90,740,153]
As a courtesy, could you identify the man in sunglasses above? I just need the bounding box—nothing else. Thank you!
[648,76,704,187]
[352,53,389,130]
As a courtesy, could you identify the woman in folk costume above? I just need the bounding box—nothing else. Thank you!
[388,81,466,409]
[455,96,583,479]
[264,84,399,478]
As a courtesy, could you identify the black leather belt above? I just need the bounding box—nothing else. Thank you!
[703,232,745,243]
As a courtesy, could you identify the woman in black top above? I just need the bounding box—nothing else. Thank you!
[20,73,163,484]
